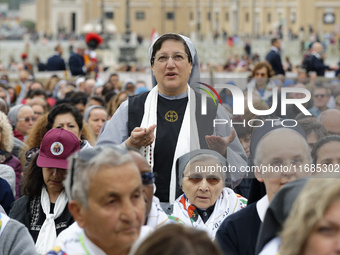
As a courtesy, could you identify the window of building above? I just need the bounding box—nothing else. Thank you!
[207,12,211,21]
[245,13,249,22]
[324,13,335,24]
[167,12,175,20]
[105,12,114,19]
[136,11,145,20]
[190,12,193,20]
[225,12,229,21]
[267,13,271,23]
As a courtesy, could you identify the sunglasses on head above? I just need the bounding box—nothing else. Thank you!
[141,172,157,185]
[184,174,222,185]
[70,145,127,189]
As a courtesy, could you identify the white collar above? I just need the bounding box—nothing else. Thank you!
[83,230,107,255]
[270,46,279,53]
[312,51,321,58]
[256,195,269,222]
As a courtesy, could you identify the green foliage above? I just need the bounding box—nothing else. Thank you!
[21,19,35,32]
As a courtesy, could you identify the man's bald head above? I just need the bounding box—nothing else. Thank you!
[318,109,340,135]
[312,42,323,54]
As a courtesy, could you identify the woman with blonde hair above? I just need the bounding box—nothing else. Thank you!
[44,75,60,95]
[106,91,128,117]
[280,178,340,255]
[0,111,22,199]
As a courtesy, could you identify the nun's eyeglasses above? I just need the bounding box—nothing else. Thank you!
[184,174,221,185]
[154,52,188,63]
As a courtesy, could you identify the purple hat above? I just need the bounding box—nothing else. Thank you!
[37,128,81,169]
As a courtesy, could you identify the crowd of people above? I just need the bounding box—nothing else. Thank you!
[0,32,340,255]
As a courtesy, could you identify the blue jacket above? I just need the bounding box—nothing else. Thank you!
[46,54,66,71]
[265,50,285,75]
[68,52,86,76]
[0,178,14,214]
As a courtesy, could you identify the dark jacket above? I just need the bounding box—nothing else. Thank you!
[68,52,86,76]
[309,55,329,76]
[0,149,22,200]
[216,203,261,255]
[265,50,285,75]
[9,195,74,242]
[9,195,30,227]
[46,54,66,71]
[0,178,14,214]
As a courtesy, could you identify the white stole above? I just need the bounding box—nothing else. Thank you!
[35,187,68,255]
[146,196,170,229]
[140,85,200,203]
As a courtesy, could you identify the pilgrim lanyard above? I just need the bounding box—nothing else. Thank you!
[80,234,91,255]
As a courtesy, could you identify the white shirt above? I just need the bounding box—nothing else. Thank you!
[256,195,269,222]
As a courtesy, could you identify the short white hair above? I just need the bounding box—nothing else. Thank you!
[64,146,135,208]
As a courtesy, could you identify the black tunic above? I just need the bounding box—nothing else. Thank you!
[128,92,217,202]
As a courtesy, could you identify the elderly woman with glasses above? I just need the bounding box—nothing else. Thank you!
[97,33,247,204]
[171,149,247,240]
[8,104,36,141]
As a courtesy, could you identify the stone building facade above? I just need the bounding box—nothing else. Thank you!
[29,0,339,38]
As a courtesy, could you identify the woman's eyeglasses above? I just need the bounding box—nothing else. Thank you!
[141,172,157,185]
[184,174,222,185]
[154,52,188,63]
[18,116,37,123]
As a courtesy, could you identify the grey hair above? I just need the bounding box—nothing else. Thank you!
[180,154,228,187]
[63,146,135,208]
[297,118,327,139]
[254,129,312,166]
[318,109,340,124]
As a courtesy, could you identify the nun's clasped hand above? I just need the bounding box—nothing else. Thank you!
[126,124,157,149]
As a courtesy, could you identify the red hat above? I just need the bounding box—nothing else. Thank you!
[37,128,81,169]
[85,33,103,45]
[21,53,27,59]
